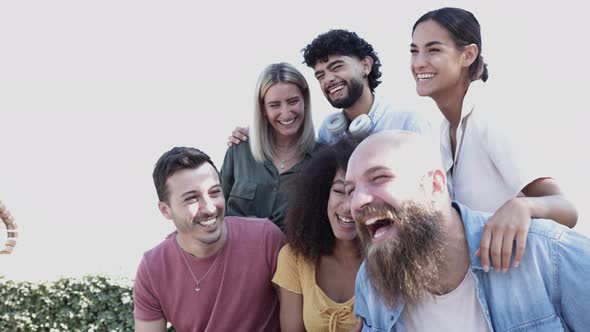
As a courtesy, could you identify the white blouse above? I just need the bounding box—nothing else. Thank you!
[440,80,546,213]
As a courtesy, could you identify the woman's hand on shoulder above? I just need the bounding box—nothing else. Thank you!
[227,126,250,147]
[476,197,531,273]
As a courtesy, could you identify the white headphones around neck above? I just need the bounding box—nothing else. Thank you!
[325,112,373,138]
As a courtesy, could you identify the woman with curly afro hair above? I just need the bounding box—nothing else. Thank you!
[272,138,361,332]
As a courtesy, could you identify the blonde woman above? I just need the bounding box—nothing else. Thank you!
[220,63,316,230]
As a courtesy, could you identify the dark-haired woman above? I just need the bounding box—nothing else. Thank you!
[410,7,577,272]
[272,139,360,332]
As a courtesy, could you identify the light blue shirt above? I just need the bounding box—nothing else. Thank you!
[355,202,590,331]
[317,94,431,145]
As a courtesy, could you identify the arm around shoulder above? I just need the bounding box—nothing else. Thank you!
[226,125,250,147]
[521,178,578,228]
[483,121,578,227]
[478,178,579,273]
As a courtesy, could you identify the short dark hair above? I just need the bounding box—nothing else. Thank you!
[285,138,360,261]
[152,147,220,202]
[413,7,489,82]
[302,29,382,93]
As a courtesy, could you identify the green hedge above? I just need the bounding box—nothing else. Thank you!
[0,275,175,331]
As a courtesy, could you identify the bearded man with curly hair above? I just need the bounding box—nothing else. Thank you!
[302,29,430,145]
[226,30,430,147]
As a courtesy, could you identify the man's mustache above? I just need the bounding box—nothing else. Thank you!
[192,212,218,224]
[356,202,400,226]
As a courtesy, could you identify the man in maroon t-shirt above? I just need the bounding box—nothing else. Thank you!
[134,147,283,332]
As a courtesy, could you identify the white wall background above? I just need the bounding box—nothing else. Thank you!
[1,1,588,281]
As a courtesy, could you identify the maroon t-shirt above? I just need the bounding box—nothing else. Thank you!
[134,217,284,331]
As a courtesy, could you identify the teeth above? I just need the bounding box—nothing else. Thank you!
[337,214,354,224]
[198,217,216,227]
[417,73,435,80]
[279,118,296,125]
[329,84,345,94]
[374,229,386,239]
[364,217,380,226]
[373,224,392,239]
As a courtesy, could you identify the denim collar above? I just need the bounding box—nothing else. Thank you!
[452,201,489,270]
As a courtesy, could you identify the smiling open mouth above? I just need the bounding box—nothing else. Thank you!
[416,73,436,81]
[194,216,217,227]
[337,214,354,225]
[327,82,346,95]
[365,216,395,241]
[278,117,296,126]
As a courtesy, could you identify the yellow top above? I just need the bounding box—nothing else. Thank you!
[272,245,356,332]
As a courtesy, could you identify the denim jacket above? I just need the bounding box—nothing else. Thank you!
[355,202,590,331]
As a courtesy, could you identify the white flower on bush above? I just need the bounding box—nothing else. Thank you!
[121,293,131,304]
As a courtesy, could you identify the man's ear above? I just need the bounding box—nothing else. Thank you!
[361,56,374,77]
[462,43,479,68]
[429,169,447,200]
[158,201,173,220]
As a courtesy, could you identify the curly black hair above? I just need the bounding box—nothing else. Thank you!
[302,29,382,93]
[285,137,361,262]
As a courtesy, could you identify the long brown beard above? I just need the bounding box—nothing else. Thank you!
[357,201,445,307]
